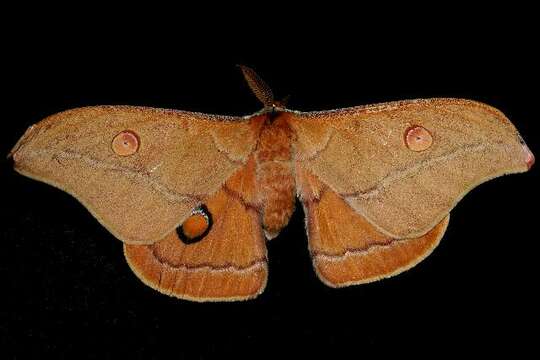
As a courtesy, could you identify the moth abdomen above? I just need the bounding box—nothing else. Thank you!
[254,113,296,239]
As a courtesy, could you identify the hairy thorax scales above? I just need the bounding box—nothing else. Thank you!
[253,112,296,239]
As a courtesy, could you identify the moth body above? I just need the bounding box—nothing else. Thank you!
[252,112,296,239]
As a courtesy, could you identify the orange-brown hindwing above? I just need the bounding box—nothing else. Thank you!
[124,157,267,301]
[297,167,449,287]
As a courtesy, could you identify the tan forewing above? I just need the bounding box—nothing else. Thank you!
[11,106,261,244]
[289,98,530,239]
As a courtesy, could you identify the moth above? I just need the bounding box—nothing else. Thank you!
[10,66,534,302]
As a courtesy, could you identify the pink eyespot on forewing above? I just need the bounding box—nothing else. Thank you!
[405,126,433,152]
[112,130,139,156]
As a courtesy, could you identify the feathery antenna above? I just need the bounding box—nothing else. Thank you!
[237,65,275,108]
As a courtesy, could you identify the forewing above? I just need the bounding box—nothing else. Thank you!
[289,98,531,239]
[11,106,261,244]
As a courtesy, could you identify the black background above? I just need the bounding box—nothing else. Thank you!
[2,6,539,358]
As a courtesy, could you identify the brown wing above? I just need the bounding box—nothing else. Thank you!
[124,156,268,301]
[10,106,262,244]
[289,98,531,239]
[297,167,448,286]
